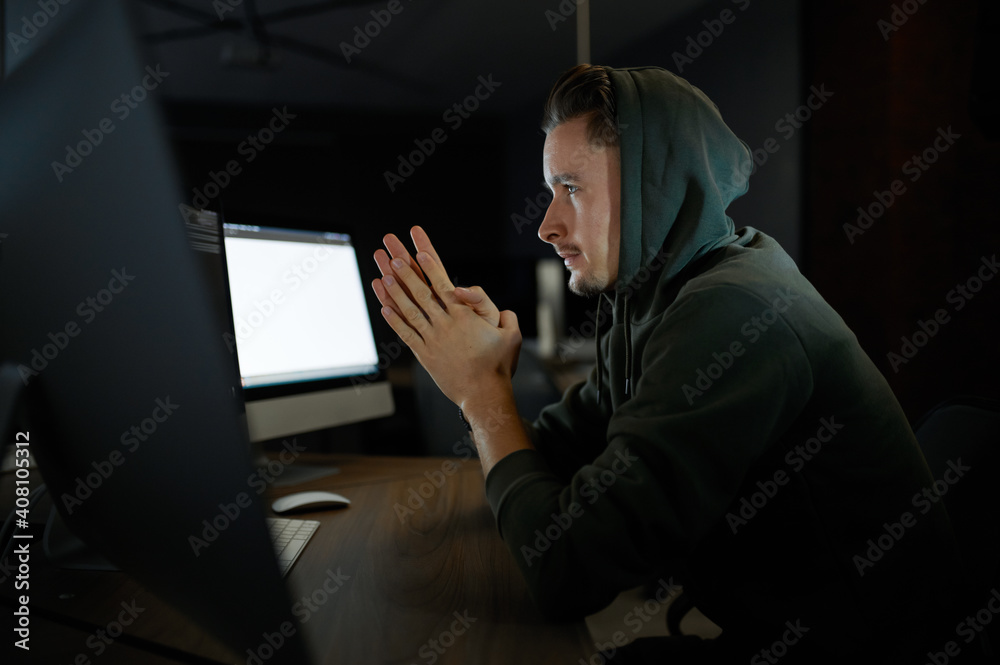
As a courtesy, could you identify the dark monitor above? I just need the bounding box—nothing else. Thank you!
[0,1,312,662]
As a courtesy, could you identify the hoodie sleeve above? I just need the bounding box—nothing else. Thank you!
[521,363,614,482]
[484,284,814,620]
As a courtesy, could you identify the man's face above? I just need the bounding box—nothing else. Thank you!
[538,115,621,297]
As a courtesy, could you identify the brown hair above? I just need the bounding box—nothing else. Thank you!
[540,64,619,148]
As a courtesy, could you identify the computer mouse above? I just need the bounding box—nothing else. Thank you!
[271,491,351,514]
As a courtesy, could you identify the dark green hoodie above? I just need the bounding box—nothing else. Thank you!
[485,67,960,659]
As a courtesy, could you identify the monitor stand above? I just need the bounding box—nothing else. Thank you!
[250,436,340,489]
[240,408,343,488]
[260,458,341,488]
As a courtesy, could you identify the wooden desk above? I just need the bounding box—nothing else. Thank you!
[1,455,593,664]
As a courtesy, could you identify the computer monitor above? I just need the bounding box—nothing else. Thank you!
[220,222,394,444]
[0,1,312,662]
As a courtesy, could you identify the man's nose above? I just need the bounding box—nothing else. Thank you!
[537,202,563,245]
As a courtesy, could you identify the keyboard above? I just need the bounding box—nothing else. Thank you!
[266,517,320,576]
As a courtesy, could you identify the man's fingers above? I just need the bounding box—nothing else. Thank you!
[455,286,500,328]
[410,226,446,268]
[499,309,520,332]
[499,309,522,378]
[382,233,426,283]
[371,278,403,320]
[373,249,396,279]
[379,304,424,352]
[381,272,430,333]
[385,259,442,324]
[415,251,459,306]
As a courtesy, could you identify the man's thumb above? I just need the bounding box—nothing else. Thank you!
[499,309,519,331]
[455,286,483,303]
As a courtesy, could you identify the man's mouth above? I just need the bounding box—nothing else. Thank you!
[557,251,580,268]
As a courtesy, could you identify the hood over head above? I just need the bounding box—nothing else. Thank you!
[590,66,752,401]
[607,66,752,294]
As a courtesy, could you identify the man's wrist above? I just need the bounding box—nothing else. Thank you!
[459,381,530,475]
[460,381,517,435]
[458,380,514,422]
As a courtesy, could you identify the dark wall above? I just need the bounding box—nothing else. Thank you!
[164,102,525,337]
[803,0,1000,421]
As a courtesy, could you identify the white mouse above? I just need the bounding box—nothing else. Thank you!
[271,490,351,514]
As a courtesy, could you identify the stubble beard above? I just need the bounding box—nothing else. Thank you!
[568,269,610,298]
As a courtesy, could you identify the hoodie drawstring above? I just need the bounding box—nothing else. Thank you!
[595,305,604,405]
[594,294,634,404]
[623,296,633,399]
[595,339,602,405]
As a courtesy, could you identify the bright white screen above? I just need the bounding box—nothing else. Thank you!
[223,228,379,388]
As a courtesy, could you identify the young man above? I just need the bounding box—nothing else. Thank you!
[371,65,962,663]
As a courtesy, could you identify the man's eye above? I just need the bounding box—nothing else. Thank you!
[565,184,579,195]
